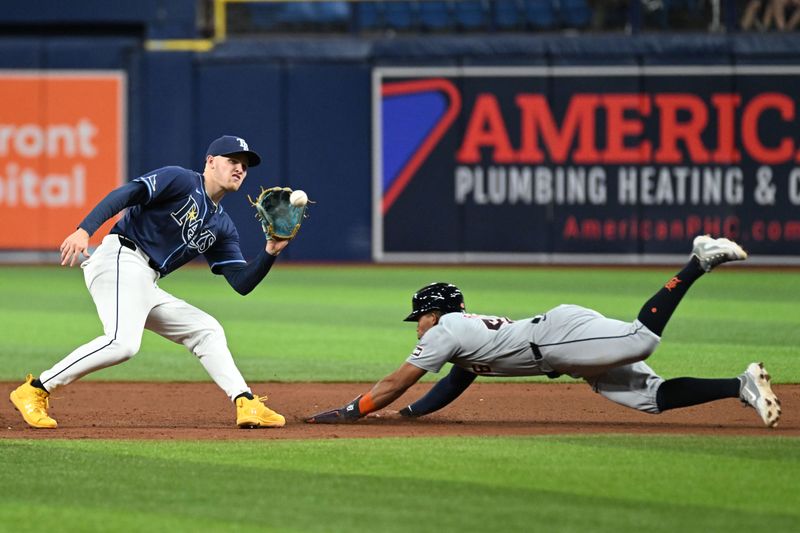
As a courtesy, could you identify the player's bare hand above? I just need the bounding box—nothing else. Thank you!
[266,238,289,256]
[60,228,91,267]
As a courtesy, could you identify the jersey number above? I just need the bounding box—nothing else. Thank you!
[480,317,511,330]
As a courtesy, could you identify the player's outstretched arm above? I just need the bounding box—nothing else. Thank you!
[399,364,476,417]
[306,363,427,423]
[217,237,290,296]
[60,181,149,267]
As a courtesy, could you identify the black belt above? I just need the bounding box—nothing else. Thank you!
[116,235,160,272]
[530,314,561,379]
[529,342,544,360]
[116,234,137,251]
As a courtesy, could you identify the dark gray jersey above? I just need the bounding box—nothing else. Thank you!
[405,312,543,377]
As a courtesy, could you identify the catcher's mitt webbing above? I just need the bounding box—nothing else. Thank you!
[248,186,307,240]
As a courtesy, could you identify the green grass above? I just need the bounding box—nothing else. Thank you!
[2,265,798,533]
[0,435,797,533]
[1,264,799,382]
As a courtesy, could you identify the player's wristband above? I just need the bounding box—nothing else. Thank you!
[342,392,376,420]
[357,392,376,414]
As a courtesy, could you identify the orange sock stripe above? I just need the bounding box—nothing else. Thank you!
[358,392,376,414]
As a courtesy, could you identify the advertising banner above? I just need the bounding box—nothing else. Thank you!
[0,71,125,251]
[373,66,800,264]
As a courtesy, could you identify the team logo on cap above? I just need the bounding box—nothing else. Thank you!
[236,137,249,150]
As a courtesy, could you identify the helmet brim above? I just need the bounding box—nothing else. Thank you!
[403,311,423,322]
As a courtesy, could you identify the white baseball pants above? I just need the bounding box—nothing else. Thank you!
[39,234,252,400]
[533,304,665,413]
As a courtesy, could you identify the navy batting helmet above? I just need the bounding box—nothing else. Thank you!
[404,282,465,322]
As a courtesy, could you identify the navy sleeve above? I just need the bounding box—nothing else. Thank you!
[79,181,149,236]
[133,167,190,205]
[204,214,246,271]
[216,248,278,295]
[400,365,477,417]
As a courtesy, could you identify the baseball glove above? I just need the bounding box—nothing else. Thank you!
[248,186,308,240]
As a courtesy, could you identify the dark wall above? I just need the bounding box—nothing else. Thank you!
[3,32,800,261]
[188,56,372,260]
[0,0,197,39]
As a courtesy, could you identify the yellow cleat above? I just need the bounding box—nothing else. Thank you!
[236,395,285,428]
[9,374,57,429]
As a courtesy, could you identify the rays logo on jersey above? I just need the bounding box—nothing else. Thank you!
[171,196,216,252]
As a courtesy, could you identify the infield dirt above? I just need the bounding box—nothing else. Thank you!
[2,382,797,439]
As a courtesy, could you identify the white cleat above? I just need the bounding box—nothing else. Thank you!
[692,235,748,272]
[739,362,781,428]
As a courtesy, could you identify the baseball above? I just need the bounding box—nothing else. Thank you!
[290,189,308,207]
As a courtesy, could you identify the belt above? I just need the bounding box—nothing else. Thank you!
[530,314,561,379]
[116,235,160,272]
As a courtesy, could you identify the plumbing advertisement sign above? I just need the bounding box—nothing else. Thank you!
[373,66,800,263]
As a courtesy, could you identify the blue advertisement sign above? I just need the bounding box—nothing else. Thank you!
[373,66,800,264]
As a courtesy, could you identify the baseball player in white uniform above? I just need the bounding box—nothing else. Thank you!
[10,135,288,429]
[307,235,781,428]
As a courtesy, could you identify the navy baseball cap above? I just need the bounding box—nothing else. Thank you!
[206,135,262,167]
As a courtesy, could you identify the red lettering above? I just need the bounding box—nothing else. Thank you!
[768,220,782,241]
[711,94,741,163]
[619,219,629,239]
[752,220,764,240]
[686,215,702,237]
[742,93,794,164]
[655,220,669,240]
[703,216,721,236]
[752,220,800,240]
[723,216,740,238]
[641,219,652,240]
[582,219,602,239]
[654,94,710,164]
[517,94,600,164]
[604,219,617,240]
[563,216,579,238]
[602,94,652,163]
[457,90,799,166]
[670,220,685,240]
[561,216,758,243]
[786,221,800,239]
[456,94,515,163]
